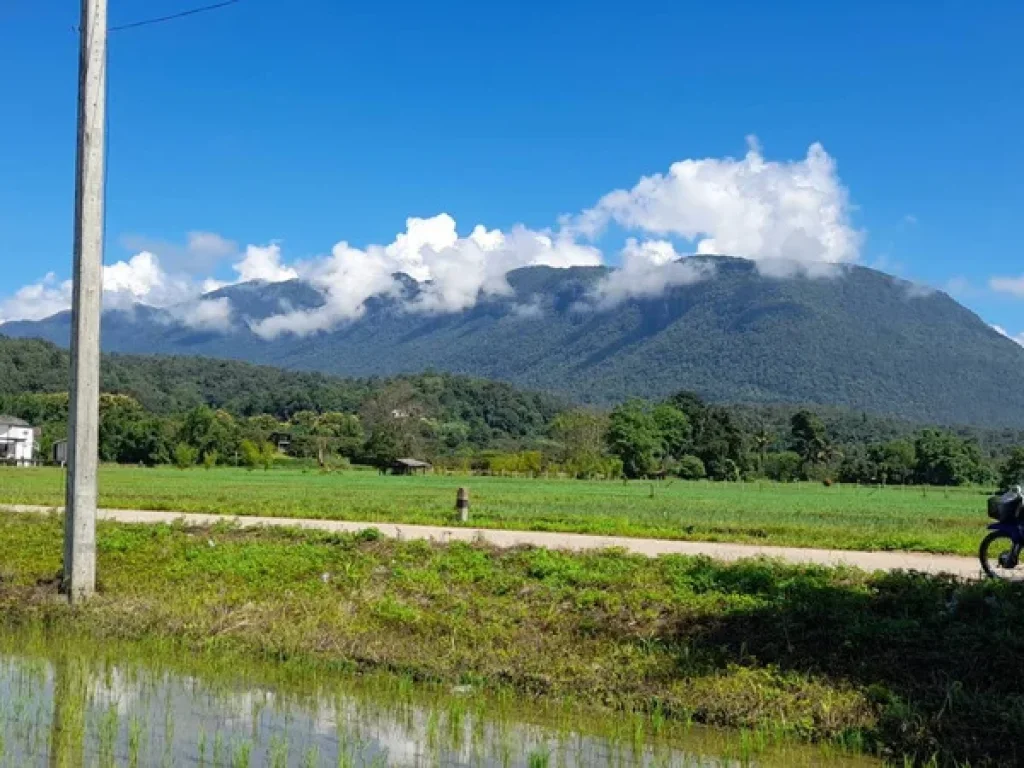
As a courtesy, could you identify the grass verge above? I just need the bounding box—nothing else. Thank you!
[0,510,1018,765]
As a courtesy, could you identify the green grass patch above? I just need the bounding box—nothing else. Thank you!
[0,510,1019,765]
[0,466,993,555]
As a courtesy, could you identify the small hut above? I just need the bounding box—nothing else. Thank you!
[268,431,292,455]
[391,458,432,476]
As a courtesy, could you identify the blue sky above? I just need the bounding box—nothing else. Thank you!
[0,0,1022,340]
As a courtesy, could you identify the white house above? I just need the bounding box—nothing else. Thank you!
[0,415,36,466]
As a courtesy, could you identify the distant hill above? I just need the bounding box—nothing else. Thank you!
[0,336,567,444]
[5,256,1024,427]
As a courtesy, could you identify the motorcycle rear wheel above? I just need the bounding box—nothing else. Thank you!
[980,531,1024,581]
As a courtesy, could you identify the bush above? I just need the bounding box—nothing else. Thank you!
[676,455,707,480]
[172,443,197,470]
[240,439,276,471]
[707,458,740,482]
[764,451,803,482]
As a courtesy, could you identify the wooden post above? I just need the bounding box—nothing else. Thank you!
[456,487,470,523]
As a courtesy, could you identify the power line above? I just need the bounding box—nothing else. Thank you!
[108,0,241,32]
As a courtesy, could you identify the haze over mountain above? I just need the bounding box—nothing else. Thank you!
[4,256,1024,428]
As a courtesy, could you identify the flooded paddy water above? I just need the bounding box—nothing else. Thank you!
[0,629,879,767]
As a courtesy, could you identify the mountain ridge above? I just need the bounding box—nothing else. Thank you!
[4,256,1023,427]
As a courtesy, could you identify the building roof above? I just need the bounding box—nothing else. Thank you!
[0,415,29,427]
[393,458,432,468]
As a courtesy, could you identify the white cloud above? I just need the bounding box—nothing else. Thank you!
[1,140,871,331]
[163,297,234,331]
[570,136,861,271]
[994,325,1024,347]
[0,252,233,327]
[0,272,73,323]
[233,243,299,283]
[187,231,236,259]
[900,279,935,299]
[103,252,166,302]
[590,239,714,307]
[990,275,1024,298]
[903,214,918,226]
[251,215,602,338]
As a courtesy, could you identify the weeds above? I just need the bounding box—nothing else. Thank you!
[0,511,1017,764]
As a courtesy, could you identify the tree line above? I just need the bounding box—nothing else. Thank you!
[5,383,1023,488]
[551,393,1024,488]
[4,336,1024,486]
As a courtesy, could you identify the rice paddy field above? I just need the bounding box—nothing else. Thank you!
[0,628,875,768]
[0,466,992,555]
[0,512,1020,765]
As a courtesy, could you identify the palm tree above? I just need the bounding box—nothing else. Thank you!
[752,426,772,474]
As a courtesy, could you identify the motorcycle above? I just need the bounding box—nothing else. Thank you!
[981,485,1024,580]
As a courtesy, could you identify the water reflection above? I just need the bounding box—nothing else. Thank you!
[0,651,877,767]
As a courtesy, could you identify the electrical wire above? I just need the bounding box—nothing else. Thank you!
[104,0,241,33]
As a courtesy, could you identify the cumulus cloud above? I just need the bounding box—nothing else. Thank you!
[0,272,73,323]
[569,136,861,272]
[0,252,235,327]
[590,239,714,307]
[233,244,299,283]
[251,215,602,338]
[990,275,1024,298]
[1,140,869,332]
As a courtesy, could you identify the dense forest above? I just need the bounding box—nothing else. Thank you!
[8,258,1024,427]
[3,335,1024,487]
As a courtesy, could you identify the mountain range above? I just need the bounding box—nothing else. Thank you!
[4,256,1024,427]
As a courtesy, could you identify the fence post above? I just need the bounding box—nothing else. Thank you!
[456,487,470,523]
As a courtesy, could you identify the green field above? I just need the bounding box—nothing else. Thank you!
[0,465,993,555]
[0,511,1020,765]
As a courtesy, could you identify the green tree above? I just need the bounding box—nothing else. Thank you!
[676,455,706,480]
[551,409,609,477]
[359,381,426,466]
[178,407,239,464]
[172,442,197,469]
[608,400,662,479]
[914,430,984,486]
[764,451,803,482]
[652,404,691,459]
[837,446,877,484]
[1000,447,1024,489]
[98,394,146,463]
[363,427,403,469]
[790,410,828,465]
[306,412,365,460]
[239,439,262,470]
[751,426,773,475]
[871,439,916,485]
[437,421,470,450]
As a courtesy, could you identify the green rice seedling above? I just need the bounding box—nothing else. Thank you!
[527,745,552,768]
[231,738,253,768]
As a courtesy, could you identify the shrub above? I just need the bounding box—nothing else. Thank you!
[172,443,197,470]
[676,455,707,480]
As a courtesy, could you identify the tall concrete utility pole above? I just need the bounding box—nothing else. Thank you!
[64,0,108,604]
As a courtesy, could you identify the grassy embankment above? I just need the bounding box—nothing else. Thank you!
[0,510,1020,766]
[0,466,992,555]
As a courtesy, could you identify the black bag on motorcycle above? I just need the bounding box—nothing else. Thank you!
[988,490,1023,523]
